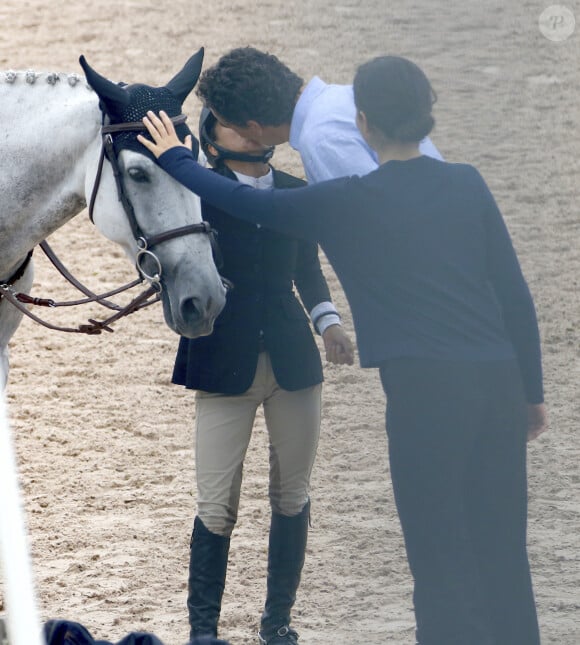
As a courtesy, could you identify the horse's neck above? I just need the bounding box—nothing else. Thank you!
[0,71,101,277]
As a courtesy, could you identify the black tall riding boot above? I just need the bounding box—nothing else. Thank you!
[187,516,230,640]
[258,501,310,645]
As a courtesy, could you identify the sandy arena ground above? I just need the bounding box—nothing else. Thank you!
[1,1,579,643]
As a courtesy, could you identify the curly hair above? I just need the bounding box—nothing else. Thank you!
[353,56,436,143]
[196,47,303,127]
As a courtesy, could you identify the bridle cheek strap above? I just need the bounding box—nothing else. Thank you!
[86,114,229,288]
[88,113,187,228]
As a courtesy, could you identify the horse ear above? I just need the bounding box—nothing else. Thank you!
[165,47,205,105]
[79,55,129,115]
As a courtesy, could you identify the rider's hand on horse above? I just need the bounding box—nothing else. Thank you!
[138,110,192,158]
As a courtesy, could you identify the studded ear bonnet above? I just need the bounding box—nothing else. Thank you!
[79,50,205,162]
[102,83,199,162]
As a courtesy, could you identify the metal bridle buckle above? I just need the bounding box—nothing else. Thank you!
[135,238,162,291]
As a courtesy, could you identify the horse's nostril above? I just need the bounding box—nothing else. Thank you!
[180,297,201,324]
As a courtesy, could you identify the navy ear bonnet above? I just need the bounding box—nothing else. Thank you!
[79,51,204,162]
[103,84,199,161]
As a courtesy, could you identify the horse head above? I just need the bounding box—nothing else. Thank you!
[79,50,226,338]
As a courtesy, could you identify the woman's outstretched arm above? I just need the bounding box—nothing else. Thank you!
[137,110,351,243]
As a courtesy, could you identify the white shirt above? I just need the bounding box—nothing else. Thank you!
[232,167,340,334]
[289,76,443,183]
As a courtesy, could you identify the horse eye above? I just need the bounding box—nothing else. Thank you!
[127,167,150,183]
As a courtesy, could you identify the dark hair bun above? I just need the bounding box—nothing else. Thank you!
[353,56,436,144]
[390,113,435,143]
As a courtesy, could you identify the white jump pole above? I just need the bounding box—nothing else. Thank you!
[0,387,45,645]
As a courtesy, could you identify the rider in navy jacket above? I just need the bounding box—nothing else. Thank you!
[170,110,353,645]
[171,164,332,394]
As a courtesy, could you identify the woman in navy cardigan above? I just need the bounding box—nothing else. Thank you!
[139,56,547,645]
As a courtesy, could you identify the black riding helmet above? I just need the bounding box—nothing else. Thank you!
[199,107,274,168]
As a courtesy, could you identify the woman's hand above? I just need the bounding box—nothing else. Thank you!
[137,110,193,159]
[527,403,548,442]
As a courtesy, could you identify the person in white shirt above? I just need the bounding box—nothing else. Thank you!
[195,46,442,184]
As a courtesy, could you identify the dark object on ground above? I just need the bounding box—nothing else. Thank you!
[42,620,231,645]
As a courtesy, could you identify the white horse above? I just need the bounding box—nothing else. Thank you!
[0,49,227,387]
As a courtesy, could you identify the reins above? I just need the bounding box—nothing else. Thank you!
[0,242,160,335]
[0,281,158,335]
[38,240,144,310]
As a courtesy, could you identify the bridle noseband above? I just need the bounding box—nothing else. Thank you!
[88,114,228,291]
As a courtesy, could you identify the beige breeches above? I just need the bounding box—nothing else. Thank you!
[194,352,321,537]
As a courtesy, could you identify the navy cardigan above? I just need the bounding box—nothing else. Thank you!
[160,150,543,404]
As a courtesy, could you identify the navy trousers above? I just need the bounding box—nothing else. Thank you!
[379,358,540,645]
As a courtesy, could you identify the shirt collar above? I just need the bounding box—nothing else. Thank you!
[289,76,327,150]
[232,167,274,189]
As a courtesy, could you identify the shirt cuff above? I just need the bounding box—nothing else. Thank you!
[310,301,341,335]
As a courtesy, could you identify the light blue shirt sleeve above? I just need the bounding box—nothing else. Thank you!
[300,129,443,183]
[292,79,443,183]
[299,129,378,182]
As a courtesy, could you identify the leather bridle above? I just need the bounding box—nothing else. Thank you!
[88,113,227,291]
[0,114,232,336]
